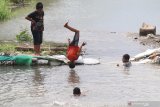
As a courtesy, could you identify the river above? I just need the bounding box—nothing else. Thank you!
[1,0,160,107]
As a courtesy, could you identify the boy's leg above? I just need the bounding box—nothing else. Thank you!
[37,32,43,55]
[70,32,79,46]
[32,31,42,55]
[64,22,79,33]
[34,45,40,55]
[37,45,41,55]
[36,32,43,55]
[32,30,38,55]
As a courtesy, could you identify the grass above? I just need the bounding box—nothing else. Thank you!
[16,28,32,43]
[0,0,11,21]
[0,40,67,55]
[0,29,67,55]
[10,0,32,4]
[0,0,34,21]
[0,42,16,53]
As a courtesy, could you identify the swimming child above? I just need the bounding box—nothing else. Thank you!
[73,87,81,96]
[122,54,131,67]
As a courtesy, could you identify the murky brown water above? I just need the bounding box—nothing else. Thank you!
[1,0,160,107]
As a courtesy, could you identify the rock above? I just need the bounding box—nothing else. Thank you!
[139,23,156,36]
[110,32,116,34]
[155,39,160,43]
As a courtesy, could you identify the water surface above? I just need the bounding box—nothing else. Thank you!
[1,0,160,106]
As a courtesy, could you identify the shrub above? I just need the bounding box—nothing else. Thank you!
[16,29,32,43]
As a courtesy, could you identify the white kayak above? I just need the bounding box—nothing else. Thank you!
[35,55,100,65]
[133,48,160,61]
[75,56,100,65]
[131,48,160,64]
[135,59,152,64]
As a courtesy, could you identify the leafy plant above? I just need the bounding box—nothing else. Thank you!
[16,29,32,42]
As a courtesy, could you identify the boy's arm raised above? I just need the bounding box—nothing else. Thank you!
[77,42,86,56]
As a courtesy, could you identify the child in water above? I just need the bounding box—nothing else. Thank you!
[73,87,81,96]
[64,22,86,69]
[122,54,131,67]
[73,87,87,96]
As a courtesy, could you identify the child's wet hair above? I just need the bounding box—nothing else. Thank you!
[122,54,130,62]
[73,87,81,95]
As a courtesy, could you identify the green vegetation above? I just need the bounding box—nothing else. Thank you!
[0,40,67,55]
[10,0,32,4]
[0,0,11,21]
[16,29,32,43]
[0,0,34,21]
[0,41,16,53]
[0,28,67,55]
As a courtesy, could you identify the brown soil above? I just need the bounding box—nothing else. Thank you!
[126,32,160,48]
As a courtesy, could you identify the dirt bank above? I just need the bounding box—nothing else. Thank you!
[126,32,160,48]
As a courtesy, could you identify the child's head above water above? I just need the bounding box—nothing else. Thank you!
[73,87,81,96]
[122,54,130,63]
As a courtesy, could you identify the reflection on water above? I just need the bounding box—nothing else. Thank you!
[1,0,160,106]
[123,67,130,75]
[68,70,80,86]
[32,68,44,85]
[30,68,46,97]
[123,63,132,75]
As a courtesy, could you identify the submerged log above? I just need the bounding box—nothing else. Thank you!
[15,46,67,51]
[139,23,156,36]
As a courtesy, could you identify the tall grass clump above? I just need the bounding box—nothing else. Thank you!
[0,0,11,21]
[0,43,15,52]
[16,28,32,43]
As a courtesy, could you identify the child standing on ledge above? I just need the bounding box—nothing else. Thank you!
[25,2,44,56]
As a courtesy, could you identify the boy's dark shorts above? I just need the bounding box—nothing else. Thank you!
[31,30,43,45]
[70,32,79,46]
